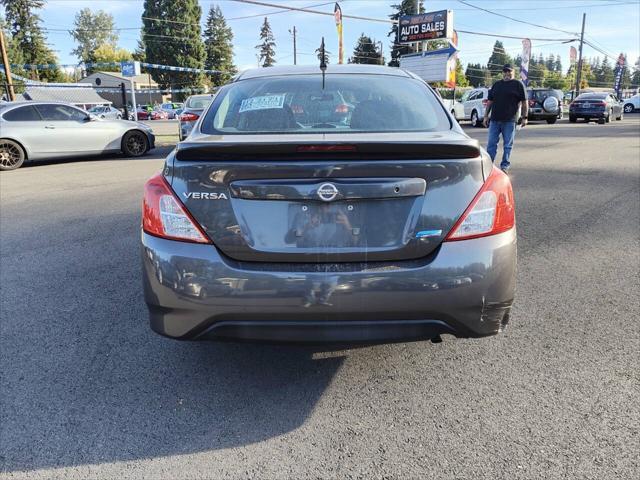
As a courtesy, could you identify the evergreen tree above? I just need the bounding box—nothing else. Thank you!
[631,57,640,88]
[487,41,512,76]
[567,62,593,89]
[597,57,614,86]
[132,39,146,62]
[454,58,468,87]
[387,0,424,67]
[545,54,555,72]
[141,0,206,91]
[0,16,24,73]
[465,63,490,87]
[543,71,568,90]
[70,9,119,67]
[203,5,236,85]
[315,41,331,65]
[528,62,547,87]
[553,56,562,73]
[1,0,62,82]
[349,34,383,65]
[256,17,276,67]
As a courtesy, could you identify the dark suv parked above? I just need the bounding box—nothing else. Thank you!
[527,88,563,124]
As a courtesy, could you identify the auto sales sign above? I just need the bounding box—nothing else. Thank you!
[398,10,453,44]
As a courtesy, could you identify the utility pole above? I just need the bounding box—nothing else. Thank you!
[0,29,16,101]
[378,41,384,65]
[575,13,586,98]
[148,72,152,105]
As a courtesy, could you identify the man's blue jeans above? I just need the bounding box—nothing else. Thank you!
[486,120,516,170]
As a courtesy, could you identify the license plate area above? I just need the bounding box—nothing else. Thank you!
[232,197,421,252]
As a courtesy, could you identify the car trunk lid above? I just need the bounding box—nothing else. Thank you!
[168,132,485,263]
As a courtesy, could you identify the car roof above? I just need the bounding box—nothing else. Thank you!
[0,101,88,111]
[235,64,413,81]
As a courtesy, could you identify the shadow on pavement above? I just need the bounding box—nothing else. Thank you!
[0,202,345,472]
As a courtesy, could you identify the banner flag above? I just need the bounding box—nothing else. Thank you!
[570,46,577,65]
[613,53,626,99]
[521,39,532,86]
[334,3,344,64]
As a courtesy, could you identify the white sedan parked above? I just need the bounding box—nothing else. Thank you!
[88,105,123,120]
[0,101,155,171]
[622,94,639,113]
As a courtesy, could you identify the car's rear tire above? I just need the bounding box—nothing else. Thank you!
[471,110,481,128]
[0,139,26,171]
[122,130,149,157]
[617,111,623,121]
[623,103,634,113]
[569,115,577,123]
[546,117,557,124]
[117,114,122,120]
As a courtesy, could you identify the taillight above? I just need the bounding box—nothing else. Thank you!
[482,99,489,107]
[528,99,536,107]
[444,167,515,241]
[142,174,210,244]
[595,102,607,107]
[334,104,349,114]
[291,104,304,114]
[179,112,199,122]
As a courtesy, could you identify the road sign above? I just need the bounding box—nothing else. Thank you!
[398,10,453,44]
[400,47,457,83]
[121,61,141,77]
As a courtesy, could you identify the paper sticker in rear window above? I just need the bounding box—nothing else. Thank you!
[239,94,286,113]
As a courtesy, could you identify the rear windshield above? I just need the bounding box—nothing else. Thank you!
[528,89,560,100]
[200,74,450,135]
[185,95,214,109]
[576,94,607,101]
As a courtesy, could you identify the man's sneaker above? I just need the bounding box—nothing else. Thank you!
[500,166,510,174]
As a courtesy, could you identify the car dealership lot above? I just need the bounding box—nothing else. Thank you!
[1,117,638,479]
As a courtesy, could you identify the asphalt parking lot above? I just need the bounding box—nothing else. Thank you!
[1,116,639,479]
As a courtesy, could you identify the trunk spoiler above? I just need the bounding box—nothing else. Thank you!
[175,140,482,161]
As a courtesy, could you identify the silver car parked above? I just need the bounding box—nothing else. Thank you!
[0,101,155,171]
[178,94,215,140]
[88,105,123,120]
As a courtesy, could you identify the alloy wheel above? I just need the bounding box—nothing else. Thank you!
[126,133,146,156]
[0,140,24,170]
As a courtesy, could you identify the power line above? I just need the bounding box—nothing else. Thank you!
[456,0,580,36]
[454,1,640,10]
[457,30,575,42]
[229,0,394,24]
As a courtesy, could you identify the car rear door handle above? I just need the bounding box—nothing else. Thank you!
[44,125,56,129]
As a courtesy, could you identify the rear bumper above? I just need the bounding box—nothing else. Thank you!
[528,108,558,120]
[570,110,606,118]
[141,229,517,343]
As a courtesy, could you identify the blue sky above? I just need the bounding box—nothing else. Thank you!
[13,0,640,81]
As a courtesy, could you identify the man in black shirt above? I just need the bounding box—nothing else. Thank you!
[482,64,528,173]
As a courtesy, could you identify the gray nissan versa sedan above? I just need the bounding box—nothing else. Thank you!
[141,65,517,343]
